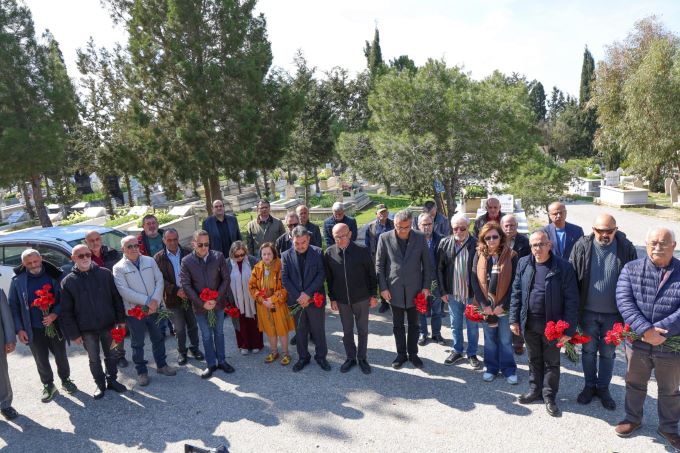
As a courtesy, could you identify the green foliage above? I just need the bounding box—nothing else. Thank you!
[136,211,178,228]
[104,214,140,227]
[82,192,106,202]
[464,185,488,199]
[528,81,547,122]
[60,212,90,226]
[508,148,571,215]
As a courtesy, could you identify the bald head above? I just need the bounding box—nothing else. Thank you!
[332,223,351,249]
[548,201,567,228]
[71,244,93,272]
[592,214,617,245]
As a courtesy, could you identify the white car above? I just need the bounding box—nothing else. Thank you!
[0,225,126,295]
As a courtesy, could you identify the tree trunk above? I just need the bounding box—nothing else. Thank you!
[192,180,199,198]
[262,168,269,198]
[253,177,262,199]
[236,178,242,195]
[314,169,320,195]
[124,173,134,207]
[104,190,115,216]
[383,178,392,196]
[202,178,212,211]
[44,175,51,201]
[143,184,152,205]
[443,176,458,219]
[30,175,52,227]
[20,181,36,219]
[286,166,294,185]
[209,175,221,204]
[303,168,309,206]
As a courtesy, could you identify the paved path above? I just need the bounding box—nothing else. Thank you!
[0,307,670,453]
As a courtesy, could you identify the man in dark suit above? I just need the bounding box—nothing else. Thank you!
[324,202,358,247]
[542,202,584,260]
[416,213,445,346]
[365,204,395,313]
[501,214,530,355]
[202,199,242,258]
[281,226,329,372]
[296,205,322,248]
[376,210,432,369]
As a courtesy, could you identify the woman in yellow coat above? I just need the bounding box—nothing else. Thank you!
[248,242,295,365]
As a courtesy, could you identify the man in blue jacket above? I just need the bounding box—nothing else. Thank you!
[510,230,579,417]
[281,226,328,372]
[614,227,680,450]
[9,249,77,403]
[542,202,584,260]
[416,213,444,346]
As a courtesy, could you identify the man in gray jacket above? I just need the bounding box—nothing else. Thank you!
[0,288,17,420]
[113,236,176,387]
[376,210,432,369]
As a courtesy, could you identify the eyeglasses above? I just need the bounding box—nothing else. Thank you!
[484,235,500,241]
[195,242,210,248]
[125,244,139,250]
[76,252,92,259]
[287,223,299,229]
[648,241,671,249]
[234,253,246,258]
[593,227,616,235]
[452,226,467,231]
[395,225,411,231]
[530,242,549,249]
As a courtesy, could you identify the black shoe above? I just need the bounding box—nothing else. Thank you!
[169,326,176,336]
[598,387,616,411]
[0,407,18,420]
[316,358,331,371]
[292,359,310,372]
[93,384,106,400]
[518,392,544,404]
[201,365,218,379]
[117,357,129,369]
[392,355,407,369]
[468,355,482,369]
[577,386,596,405]
[219,362,235,374]
[418,335,428,346]
[444,352,464,365]
[545,400,561,417]
[340,359,357,373]
[409,355,424,369]
[358,359,371,375]
[432,334,446,345]
[378,301,390,313]
[190,349,204,361]
[106,380,127,393]
[178,354,188,366]
[290,335,297,346]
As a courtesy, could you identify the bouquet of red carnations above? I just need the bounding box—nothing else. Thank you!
[414,293,428,314]
[544,320,592,363]
[32,284,58,338]
[110,325,126,349]
[605,322,680,352]
[127,304,172,325]
[199,288,219,327]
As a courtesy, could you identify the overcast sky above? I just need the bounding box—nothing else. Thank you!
[23,0,680,97]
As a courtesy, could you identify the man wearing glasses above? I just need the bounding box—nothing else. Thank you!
[615,227,680,450]
[246,199,286,259]
[113,236,176,387]
[60,245,127,399]
[365,204,394,313]
[416,213,445,347]
[275,212,300,256]
[202,199,241,258]
[510,230,579,417]
[570,214,637,411]
[437,214,481,368]
[501,214,531,355]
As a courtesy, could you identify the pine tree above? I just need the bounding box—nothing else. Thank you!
[527,80,547,122]
[579,47,595,105]
[363,27,385,79]
[578,46,598,155]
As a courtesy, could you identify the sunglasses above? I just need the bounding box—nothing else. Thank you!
[287,223,299,229]
[125,244,139,250]
[195,242,210,248]
[484,235,500,241]
[593,228,616,235]
[76,252,92,259]
[234,253,246,258]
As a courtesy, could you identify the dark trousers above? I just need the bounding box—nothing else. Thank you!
[524,317,560,400]
[392,306,419,358]
[338,300,369,360]
[294,304,327,361]
[0,349,11,410]
[169,306,200,355]
[512,333,525,349]
[30,327,70,385]
[581,310,620,389]
[111,319,126,360]
[82,329,118,385]
[625,346,680,432]
[127,314,167,375]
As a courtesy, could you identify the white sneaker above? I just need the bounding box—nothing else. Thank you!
[240,349,249,355]
[251,349,260,354]
[506,375,518,385]
[483,372,496,382]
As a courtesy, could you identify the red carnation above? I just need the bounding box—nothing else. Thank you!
[127,305,147,320]
[200,288,219,302]
[464,304,485,322]
[224,305,240,319]
[32,284,57,338]
[414,293,428,314]
[313,292,325,308]
[110,326,126,348]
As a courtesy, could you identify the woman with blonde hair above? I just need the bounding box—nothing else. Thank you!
[227,241,263,355]
[248,242,295,365]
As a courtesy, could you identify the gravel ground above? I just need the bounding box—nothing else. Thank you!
[0,306,671,453]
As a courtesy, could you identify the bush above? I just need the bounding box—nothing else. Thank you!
[104,214,140,227]
[464,185,488,199]
[4,192,17,200]
[60,212,90,226]
[82,192,106,202]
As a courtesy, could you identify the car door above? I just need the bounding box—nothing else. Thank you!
[33,243,74,277]
[0,243,31,296]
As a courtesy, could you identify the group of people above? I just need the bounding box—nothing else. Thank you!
[0,197,678,450]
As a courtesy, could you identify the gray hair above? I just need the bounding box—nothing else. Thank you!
[284,212,300,223]
[646,227,676,242]
[529,229,549,242]
[121,235,138,247]
[332,202,344,212]
[394,209,412,224]
[229,240,248,259]
[450,213,470,227]
[417,213,433,224]
[291,225,310,238]
[192,229,209,241]
[500,214,517,225]
[163,228,179,238]
[21,248,40,262]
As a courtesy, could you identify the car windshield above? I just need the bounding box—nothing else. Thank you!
[67,230,126,252]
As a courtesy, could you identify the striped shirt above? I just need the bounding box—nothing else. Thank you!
[451,240,469,302]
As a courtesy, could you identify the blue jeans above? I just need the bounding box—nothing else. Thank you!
[581,310,621,388]
[127,313,167,375]
[419,296,442,337]
[482,315,516,377]
[448,297,479,356]
[195,309,226,367]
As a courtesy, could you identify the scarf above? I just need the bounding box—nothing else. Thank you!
[476,245,514,306]
[229,258,255,318]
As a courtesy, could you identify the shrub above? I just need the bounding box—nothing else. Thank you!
[464,185,488,199]
[60,212,90,226]
[82,192,106,202]
[104,214,140,227]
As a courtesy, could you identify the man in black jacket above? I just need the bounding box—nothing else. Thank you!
[501,214,530,355]
[324,223,378,374]
[569,214,637,411]
[60,245,127,399]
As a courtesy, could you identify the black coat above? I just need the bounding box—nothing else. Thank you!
[60,265,125,339]
[511,234,531,259]
[436,235,477,297]
[324,242,377,304]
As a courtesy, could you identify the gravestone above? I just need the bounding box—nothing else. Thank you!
[665,178,674,195]
[616,167,624,176]
[169,205,193,217]
[285,185,296,200]
[7,211,28,224]
[633,177,644,188]
[327,176,339,189]
[129,205,150,217]
[83,207,107,218]
[604,171,620,186]
[670,180,678,204]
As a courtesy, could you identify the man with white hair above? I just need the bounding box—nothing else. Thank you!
[437,214,481,368]
[113,236,176,387]
[323,202,358,247]
[501,214,531,355]
[9,249,76,402]
[473,197,504,239]
[615,227,680,449]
